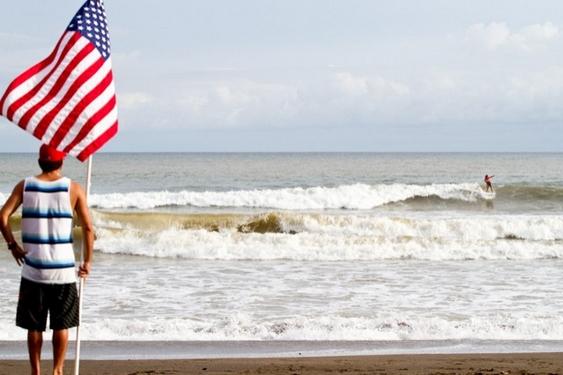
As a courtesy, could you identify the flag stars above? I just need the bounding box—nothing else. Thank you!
[68,0,111,59]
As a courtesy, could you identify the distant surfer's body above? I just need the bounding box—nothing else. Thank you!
[484,174,494,192]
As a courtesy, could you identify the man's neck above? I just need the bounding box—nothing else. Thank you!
[36,170,63,182]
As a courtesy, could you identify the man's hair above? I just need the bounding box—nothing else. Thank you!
[38,159,63,173]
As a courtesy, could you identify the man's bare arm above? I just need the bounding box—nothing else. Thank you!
[0,181,26,266]
[72,182,94,278]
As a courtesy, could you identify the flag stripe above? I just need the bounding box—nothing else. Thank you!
[76,121,118,161]
[55,71,114,149]
[42,59,112,146]
[18,42,95,130]
[65,96,117,154]
[33,55,105,140]
[0,33,70,115]
[29,50,102,138]
[6,32,83,122]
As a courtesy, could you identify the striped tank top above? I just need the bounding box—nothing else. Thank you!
[21,176,76,284]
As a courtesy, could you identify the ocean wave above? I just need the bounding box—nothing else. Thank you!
[4,183,562,211]
[500,185,563,200]
[89,183,494,210]
[3,314,562,341]
[93,212,563,260]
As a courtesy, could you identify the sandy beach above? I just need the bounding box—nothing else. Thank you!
[0,353,562,375]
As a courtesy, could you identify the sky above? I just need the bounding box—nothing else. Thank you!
[1,0,563,152]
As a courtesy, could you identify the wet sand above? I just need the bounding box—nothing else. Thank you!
[1,353,562,374]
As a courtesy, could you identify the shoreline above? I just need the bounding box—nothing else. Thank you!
[2,340,563,360]
[1,353,562,374]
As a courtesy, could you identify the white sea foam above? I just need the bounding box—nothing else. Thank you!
[94,214,563,260]
[78,314,563,340]
[89,183,492,210]
[2,314,562,341]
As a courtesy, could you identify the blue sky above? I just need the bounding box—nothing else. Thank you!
[1,0,562,152]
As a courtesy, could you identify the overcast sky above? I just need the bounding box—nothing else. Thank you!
[1,0,562,152]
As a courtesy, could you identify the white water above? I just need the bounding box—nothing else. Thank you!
[95,214,563,260]
[89,183,493,210]
[1,154,563,348]
[2,314,563,341]
[2,253,562,342]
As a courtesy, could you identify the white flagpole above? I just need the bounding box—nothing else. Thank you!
[74,155,93,375]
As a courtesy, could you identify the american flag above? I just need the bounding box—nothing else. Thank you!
[0,0,118,161]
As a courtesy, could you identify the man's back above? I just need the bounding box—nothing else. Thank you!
[21,176,76,284]
[0,144,94,375]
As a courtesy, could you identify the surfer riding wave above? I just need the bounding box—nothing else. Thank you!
[484,174,494,192]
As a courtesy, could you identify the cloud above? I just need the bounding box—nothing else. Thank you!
[174,81,300,128]
[103,20,563,137]
[114,63,563,134]
[118,92,154,109]
[161,74,414,130]
[335,72,410,98]
[465,22,559,51]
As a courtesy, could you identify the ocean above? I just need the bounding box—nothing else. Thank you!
[1,153,562,354]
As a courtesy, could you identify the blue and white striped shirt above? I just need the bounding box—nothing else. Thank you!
[21,177,76,284]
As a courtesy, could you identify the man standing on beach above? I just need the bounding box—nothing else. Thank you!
[0,144,94,375]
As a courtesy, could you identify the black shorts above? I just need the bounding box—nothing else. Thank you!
[16,277,79,331]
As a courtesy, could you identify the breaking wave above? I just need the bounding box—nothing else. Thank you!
[3,313,563,341]
[89,183,494,210]
[4,183,562,211]
[93,212,563,260]
[79,314,563,341]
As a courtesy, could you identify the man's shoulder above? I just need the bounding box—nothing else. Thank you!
[14,179,25,191]
[7,180,26,200]
[70,180,85,192]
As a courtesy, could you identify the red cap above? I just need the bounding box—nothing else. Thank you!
[39,144,66,162]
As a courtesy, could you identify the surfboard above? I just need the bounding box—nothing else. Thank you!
[481,188,496,199]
